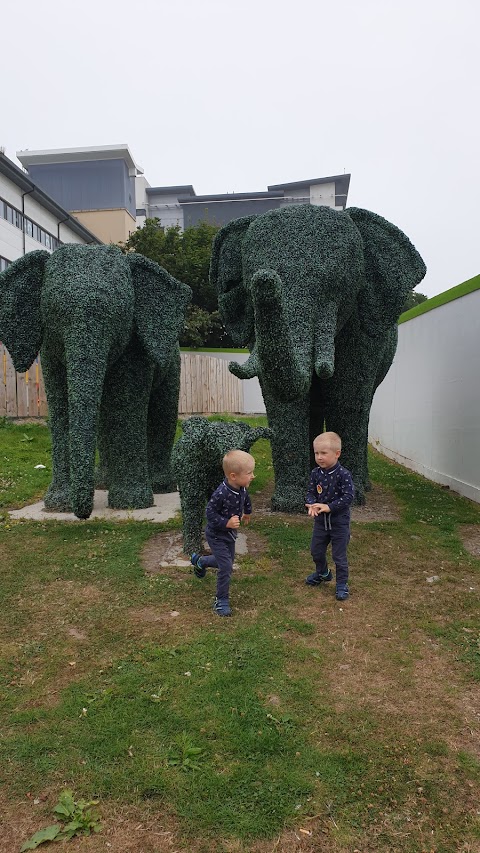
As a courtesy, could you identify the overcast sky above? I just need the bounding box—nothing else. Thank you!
[2,0,478,298]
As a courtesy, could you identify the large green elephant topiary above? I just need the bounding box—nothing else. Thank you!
[0,244,191,518]
[210,204,426,509]
[172,416,271,554]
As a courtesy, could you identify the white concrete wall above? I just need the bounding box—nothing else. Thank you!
[310,181,335,207]
[0,216,23,260]
[58,222,85,245]
[146,192,184,229]
[135,174,150,210]
[200,351,266,414]
[0,172,90,263]
[369,290,480,502]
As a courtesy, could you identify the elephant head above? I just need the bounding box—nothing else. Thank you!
[0,246,191,373]
[210,205,426,402]
[0,244,191,518]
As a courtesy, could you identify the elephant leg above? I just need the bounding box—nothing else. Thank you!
[178,483,207,555]
[148,350,181,493]
[324,331,378,505]
[99,345,154,510]
[41,347,72,512]
[263,389,311,512]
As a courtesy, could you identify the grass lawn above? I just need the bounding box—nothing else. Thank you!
[1,417,480,852]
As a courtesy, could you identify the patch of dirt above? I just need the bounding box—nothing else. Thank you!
[142,531,192,578]
[141,529,267,577]
[351,483,400,522]
[252,480,400,523]
[0,794,186,853]
[459,524,480,556]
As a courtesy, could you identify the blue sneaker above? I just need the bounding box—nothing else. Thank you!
[305,570,333,586]
[336,583,350,601]
[191,553,206,579]
[214,597,232,617]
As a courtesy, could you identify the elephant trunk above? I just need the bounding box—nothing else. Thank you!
[314,301,337,379]
[229,348,259,380]
[250,269,312,399]
[65,334,110,519]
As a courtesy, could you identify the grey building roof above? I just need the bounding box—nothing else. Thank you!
[17,145,143,176]
[0,153,101,244]
[178,191,285,203]
[146,185,195,196]
[269,174,351,207]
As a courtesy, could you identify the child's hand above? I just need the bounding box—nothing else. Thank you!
[226,515,241,529]
[306,503,330,516]
[242,514,251,526]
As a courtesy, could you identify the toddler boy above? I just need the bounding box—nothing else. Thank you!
[191,449,255,616]
[305,432,354,601]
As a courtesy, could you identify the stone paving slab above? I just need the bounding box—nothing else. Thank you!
[8,490,181,523]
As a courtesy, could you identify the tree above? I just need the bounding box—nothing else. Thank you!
[402,290,428,314]
[122,219,232,347]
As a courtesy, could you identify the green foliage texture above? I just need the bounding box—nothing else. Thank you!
[172,415,271,553]
[0,244,191,519]
[210,204,426,510]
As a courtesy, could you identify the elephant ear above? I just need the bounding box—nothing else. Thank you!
[0,250,49,371]
[127,253,192,365]
[346,207,427,334]
[210,215,257,346]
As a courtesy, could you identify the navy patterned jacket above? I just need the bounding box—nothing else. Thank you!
[305,463,355,517]
[206,478,252,538]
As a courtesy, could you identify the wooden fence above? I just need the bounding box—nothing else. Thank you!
[178,352,243,414]
[0,346,243,418]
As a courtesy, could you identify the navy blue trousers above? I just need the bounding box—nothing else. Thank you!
[310,513,350,586]
[200,527,236,600]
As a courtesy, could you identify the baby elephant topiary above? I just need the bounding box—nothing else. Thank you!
[173,416,271,554]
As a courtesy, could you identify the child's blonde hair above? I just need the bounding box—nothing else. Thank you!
[222,449,255,476]
[313,431,342,451]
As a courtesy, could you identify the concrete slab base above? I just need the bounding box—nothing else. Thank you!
[8,490,181,523]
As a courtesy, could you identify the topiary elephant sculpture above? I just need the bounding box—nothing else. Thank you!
[0,244,191,518]
[172,416,271,554]
[210,204,426,509]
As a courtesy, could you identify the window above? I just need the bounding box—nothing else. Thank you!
[0,256,11,271]
[0,196,63,250]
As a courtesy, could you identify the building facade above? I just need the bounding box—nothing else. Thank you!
[0,151,100,272]
[17,145,141,245]
[16,145,350,240]
[138,174,351,230]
